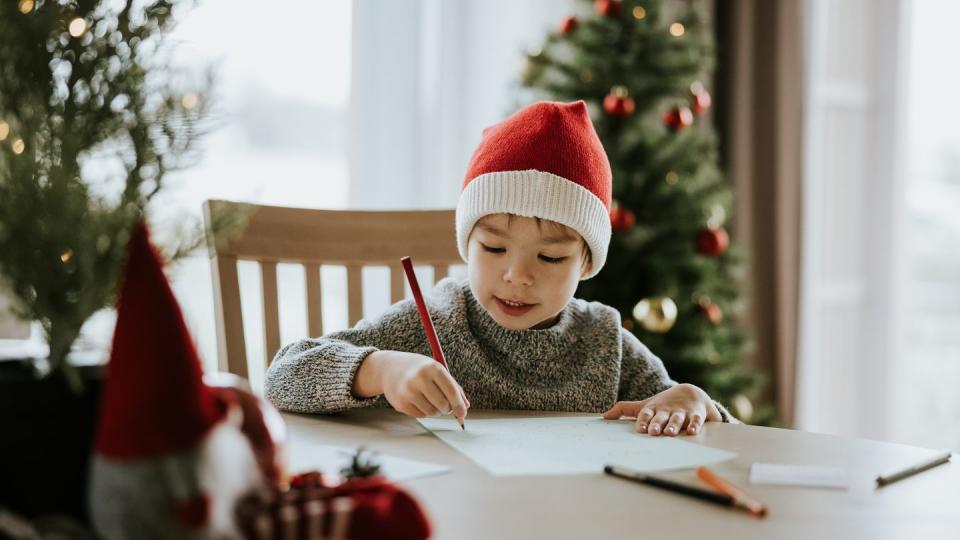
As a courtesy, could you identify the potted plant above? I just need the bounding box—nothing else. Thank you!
[0,0,230,524]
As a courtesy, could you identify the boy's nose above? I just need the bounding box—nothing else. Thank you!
[503,259,534,286]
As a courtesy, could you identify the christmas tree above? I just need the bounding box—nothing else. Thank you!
[521,0,772,423]
[0,0,227,389]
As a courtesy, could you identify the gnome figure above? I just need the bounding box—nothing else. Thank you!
[89,222,284,539]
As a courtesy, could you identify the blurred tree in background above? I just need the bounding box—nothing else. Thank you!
[0,0,219,389]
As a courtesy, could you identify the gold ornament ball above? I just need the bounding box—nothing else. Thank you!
[732,394,754,422]
[632,296,678,333]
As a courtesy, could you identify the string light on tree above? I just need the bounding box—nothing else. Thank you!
[663,105,694,132]
[68,17,88,38]
[665,171,679,185]
[632,297,678,333]
[60,250,74,263]
[690,81,712,115]
[669,22,686,36]
[181,92,200,110]
[0,121,9,141]
[603,85,635,117]
[595,0,623,17]
[632,6,646,19]
[706,203,726,229]
[11,138,25,155]
[560,16,578,34]
[18,0,34,15]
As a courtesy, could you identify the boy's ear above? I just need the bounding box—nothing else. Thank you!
[580,259,593,279]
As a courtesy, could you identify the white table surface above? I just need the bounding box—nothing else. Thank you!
[283,409,959,539]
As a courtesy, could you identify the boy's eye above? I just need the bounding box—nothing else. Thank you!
[481,243,505,254]
[539,254,567,264]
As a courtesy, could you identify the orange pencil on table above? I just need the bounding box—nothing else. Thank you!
[696,467,767,518]
[400,256,466,430]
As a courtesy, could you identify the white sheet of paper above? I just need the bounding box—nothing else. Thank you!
[417,415,736,476]
[286,443,451,483]
[749,463,849,489]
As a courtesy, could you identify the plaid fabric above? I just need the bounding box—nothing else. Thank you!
[236,472,431,540]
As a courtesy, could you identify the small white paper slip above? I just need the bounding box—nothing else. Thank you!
[286,443,452,483]
[749,463,849,489]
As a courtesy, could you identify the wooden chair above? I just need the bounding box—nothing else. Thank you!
[203,199,460,380]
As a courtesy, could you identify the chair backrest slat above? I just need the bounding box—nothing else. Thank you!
[346,264,363,327]
[209,254,247,378]
[259,261,281,368]
[389,263,405,304]
[304,262,323,338]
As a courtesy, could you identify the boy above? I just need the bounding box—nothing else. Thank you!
[265,100,731,437]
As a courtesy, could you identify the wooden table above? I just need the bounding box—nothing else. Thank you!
[283,409,959,539]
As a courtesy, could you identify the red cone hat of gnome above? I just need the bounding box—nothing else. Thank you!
[95,220,226,459]
[456,100,612,279]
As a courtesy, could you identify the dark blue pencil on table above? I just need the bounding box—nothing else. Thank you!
[604,465,767,518]
[400,256,466,430]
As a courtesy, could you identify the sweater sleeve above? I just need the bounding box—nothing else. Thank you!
[617,328,736,423]
[264,298,423,414]
[617,328,677,401]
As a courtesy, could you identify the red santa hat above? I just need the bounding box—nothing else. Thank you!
[94,220,226,459]
[456,100,612,278]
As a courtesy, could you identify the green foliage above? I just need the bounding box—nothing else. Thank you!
[522,0,774,424]
[0,0,212,387]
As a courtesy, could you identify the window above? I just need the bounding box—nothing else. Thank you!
[799,0,960,451]
[80,0,353,381]
[891,0,960,451]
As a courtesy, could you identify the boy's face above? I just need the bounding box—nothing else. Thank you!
[467,213,590,330]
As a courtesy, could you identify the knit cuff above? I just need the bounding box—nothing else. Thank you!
[312,344,381,412]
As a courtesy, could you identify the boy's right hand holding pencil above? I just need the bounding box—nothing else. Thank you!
[353,350,470,421]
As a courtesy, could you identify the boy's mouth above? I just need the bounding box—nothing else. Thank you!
[494,296,536,316]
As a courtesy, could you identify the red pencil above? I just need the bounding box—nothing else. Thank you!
[400,256,466,430]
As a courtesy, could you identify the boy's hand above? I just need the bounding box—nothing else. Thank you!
[358,350,469,419]
[602,383,721,436]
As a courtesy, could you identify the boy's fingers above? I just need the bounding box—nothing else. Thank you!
[647,409,671,436]
[686,413,704,435]
[634,407,656,432]
[410,395,439,417]
[603,400,647,420]
[423,381,453,415]
[602,402,627,419]
[664,411,686,436]
[432,371,468,418]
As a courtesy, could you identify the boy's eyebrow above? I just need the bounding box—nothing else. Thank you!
[475,222,578,245]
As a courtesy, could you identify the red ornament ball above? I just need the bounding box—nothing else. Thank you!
[560,16,578,34]
[610,205,636,232]
[701,303,723,325]
[663,105,694,132]
[604,94,635,118]
[691,89,712,115]
[696,227,730,256]
[594,0,622,18]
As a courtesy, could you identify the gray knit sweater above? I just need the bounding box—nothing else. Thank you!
[265,278,730,421]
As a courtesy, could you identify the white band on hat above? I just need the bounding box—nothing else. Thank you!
[456,170,611,279]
